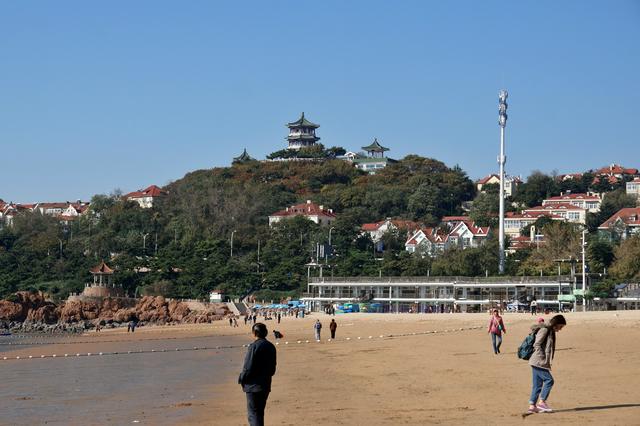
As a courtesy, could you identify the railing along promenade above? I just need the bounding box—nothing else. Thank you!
[309,276,572,284]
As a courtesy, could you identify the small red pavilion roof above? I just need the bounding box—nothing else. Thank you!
[90,261,114,274]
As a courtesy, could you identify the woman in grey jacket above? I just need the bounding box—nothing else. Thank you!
[527,314,567,414]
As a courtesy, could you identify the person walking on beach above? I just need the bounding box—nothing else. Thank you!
[527,314,567,414]
[277,313,281,324]
[530,299,538,316]
[239,323,277,426]
[487,308,506,354]
[314,319,322,341]
[329,319,337,339]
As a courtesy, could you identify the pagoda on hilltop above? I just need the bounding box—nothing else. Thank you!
[362,138,390,158]
[233,148,255,164]
[286,112,320,150]
[350,138,396,174]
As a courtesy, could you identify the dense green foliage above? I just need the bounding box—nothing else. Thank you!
[1,158,638,301]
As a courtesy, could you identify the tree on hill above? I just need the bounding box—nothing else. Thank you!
[521,221,582,274]
[585,189,637,232]
[609,235,640,280]
[513,171,559,207]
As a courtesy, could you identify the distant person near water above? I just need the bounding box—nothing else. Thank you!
[527,314,567,414]
[487,308,506,354]
[239,323,277,426]
[329,319,337,339]
[314,319,322,341]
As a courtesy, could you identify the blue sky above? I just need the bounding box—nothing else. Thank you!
[1,1,639,202]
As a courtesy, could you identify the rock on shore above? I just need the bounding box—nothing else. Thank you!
[0,291,230,332]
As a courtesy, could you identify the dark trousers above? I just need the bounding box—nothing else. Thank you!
[490,332,502,354]
[246,391,269,426]
[330,330,336,339]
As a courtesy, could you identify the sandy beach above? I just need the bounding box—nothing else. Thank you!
[2,311,640,425]
[193,311,640,425]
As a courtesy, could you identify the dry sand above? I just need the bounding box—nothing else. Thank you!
[2,312,640,425]
[190,311,640,425]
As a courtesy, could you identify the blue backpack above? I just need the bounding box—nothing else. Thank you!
[517,329,540,360]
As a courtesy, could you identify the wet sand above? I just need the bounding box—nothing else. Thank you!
[0,324,249,426]
[2,312,640,425]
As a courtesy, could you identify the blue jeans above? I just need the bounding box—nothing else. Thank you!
[490,333,502,354]
[529,367,554,404]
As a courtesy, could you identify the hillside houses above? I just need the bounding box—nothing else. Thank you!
[268,200,337,227]
[361,219,421,251]
[626,177,640,201]
[598,207,640,240]
[124,185,167,208]
[405,218,490,256]
[475,174,521,197]
[541,192,601,212]
[1,200,89,227]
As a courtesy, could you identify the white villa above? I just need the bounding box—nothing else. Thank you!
[542,192,601,213]
[268,200,336,227]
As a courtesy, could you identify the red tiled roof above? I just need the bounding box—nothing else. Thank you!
[361,219,421,232]
[598,207,640,229]
[544,193,600,201]
[406,227,449,246]
[526,203,585,212]
[450,221,490,237]
[476,174,499,185]
[125,185,167,199]
[595,164,639,176]
[270,201,336,219]
[441,216,470,222]
[90,261,114,274]
[506,211,564,220]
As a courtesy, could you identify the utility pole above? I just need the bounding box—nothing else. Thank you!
[257,240,261,274]
[498,89,509,274]
[582,229,587,312]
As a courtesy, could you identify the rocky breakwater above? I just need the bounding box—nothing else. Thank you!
[0,291,231,333]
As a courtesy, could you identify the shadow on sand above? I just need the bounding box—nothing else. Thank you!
[553,403,640,413]
[524,403,640,418]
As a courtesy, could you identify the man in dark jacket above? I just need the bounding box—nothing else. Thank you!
[239,323,277,426]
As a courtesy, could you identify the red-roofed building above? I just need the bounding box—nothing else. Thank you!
[405,227,450,256]
[598,207,640,239]
[524,203,587,224]
[405,219,491,255]
[504,211,560,237]
[475,174,521,197]
[124,185,168,208]
[542,192,601,213]
[269,200,337,227]
[361,218,422,248]
[448,220,491,249]
[595,164,639,177]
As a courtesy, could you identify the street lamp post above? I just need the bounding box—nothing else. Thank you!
[498,89,509,274]
[582,229,587,312]
[142,232,149,253]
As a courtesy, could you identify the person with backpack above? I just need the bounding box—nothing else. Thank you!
[314,319,322,341]
[527,314,567,414]
[487,308,506,354]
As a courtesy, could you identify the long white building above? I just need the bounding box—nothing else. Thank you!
[302,276,577,313]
